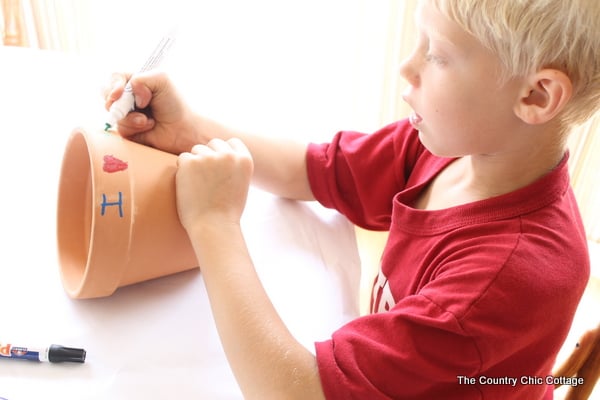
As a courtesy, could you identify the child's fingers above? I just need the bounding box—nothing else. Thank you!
[227,138,252,159]
[103,72,131,109]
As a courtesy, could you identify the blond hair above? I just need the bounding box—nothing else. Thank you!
[430,0,600,128]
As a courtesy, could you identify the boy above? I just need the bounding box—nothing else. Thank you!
[105,0,599,398]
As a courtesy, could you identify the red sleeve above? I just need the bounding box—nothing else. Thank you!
[314,295,483,400]
[306,119,426,230]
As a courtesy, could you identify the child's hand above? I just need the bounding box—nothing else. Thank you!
[104,71,200,154]
[176,138,254,231]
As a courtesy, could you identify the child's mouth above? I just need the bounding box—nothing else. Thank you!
[408,111,423,129]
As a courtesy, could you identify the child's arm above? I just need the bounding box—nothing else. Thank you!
[105,71,314,201]
[176,139,326,399]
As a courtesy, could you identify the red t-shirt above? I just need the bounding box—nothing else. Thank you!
[307,120,590,399]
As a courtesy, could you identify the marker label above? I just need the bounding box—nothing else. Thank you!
[0,343,46,362]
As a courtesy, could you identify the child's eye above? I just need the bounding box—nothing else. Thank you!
[425,53,447,66]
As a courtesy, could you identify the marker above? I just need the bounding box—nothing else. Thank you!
[105,30,177,131]
[0,342,86,363]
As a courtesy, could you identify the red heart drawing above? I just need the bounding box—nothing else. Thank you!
[103,155,128,173]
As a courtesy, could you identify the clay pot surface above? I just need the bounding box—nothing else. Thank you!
[57,128,198,299]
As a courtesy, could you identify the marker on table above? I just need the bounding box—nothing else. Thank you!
[105,30,177,132]
[0,342,86,363]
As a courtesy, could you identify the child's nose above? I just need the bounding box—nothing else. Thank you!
[399,54,421,88]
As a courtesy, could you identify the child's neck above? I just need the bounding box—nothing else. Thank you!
[414,140,566,211]
[466,141,566,198]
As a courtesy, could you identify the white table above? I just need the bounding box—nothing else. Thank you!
[0,46,361,399]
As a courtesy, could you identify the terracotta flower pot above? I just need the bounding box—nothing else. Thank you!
[56,128,198,299]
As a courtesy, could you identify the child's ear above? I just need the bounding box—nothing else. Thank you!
[513,69,573,125]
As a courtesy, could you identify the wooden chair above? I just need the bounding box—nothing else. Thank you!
[1,0,28,47]
[553,322,600,399]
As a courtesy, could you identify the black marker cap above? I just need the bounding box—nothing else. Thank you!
[48,344,86,363]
